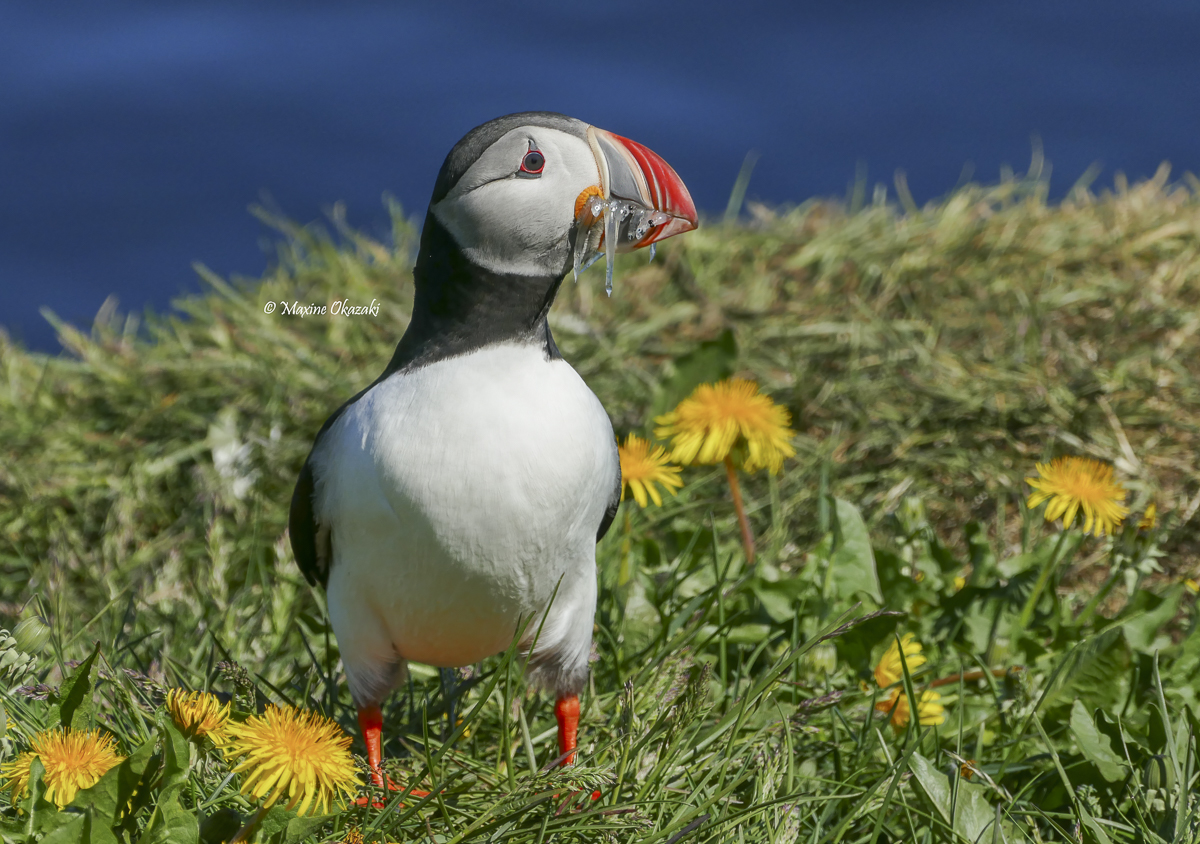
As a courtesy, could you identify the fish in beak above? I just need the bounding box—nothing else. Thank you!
[573,126,699,292]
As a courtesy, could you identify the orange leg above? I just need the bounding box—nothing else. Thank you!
[359,706,394,788]
[355,705,428,807]
[554,694,601,804]
[555,694,580,766]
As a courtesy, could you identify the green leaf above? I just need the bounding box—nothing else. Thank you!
[256,806,295,841]
[284,813,335,843]
[1120,587,1182,653]
[829,498,882,603]
[40,808,119,844]
[156,711,192,789]
[58,643,101,731]
[833,611,899,677]
[39,815,87,844]
[1069,700,1125,782]
[952,780,994,844]
[1041,626,1125,710]
[751,578,806,623]
[1078,807,1115,844]
[964,521,996,580]
[995,551,1038,579]
[650,329,737,421]
[908,752,952,824]
[726,623,772,645]
[137,783,199,844]
[908,753,994,842]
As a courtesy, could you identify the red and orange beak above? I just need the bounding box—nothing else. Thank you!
[584,126,698,248]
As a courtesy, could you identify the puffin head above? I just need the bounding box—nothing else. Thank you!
[427,112,698,279]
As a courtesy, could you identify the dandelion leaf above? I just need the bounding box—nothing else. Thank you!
[1078,808,1116,844]
[907,752,951,824]
[1146,702,1169,754]
[155,711,191,789]
[137,783,198,844]
[41,808,119,844]
[833,611,899,677]
[58,642,101,730]
[254,806,334,842]
[830,498,883,603]
[1120,587,1181,653]
[1070,700,1125,782]
[39,815,89,844]
[726,623,772,645]
[752,577,807,623]
[1043,627,1127,712]
[964,521,996,580]
[651,329,737,419]
[909,752,994,842]
[285,814,338,843]
[952,780,995,844]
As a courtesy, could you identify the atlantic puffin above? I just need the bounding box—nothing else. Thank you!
[289,112,697,791]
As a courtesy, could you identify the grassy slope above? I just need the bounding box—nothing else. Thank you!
[1,166,1199,842]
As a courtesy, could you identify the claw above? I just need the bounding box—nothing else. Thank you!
[355,771,430,808]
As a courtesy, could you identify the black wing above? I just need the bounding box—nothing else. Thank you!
[288,392,370,588]
[596,445,622,543]
[289,457,328,588]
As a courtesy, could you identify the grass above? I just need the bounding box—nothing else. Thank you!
[2,158,1200,842]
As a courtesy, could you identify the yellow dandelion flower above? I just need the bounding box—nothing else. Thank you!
[618,434,683,507]
[223,705,360,816]
[876,687,945,731]
[1138,503,1157,531]
[1026,456,1128,536]
[873,633,927,688]
[1,753,35,805]
[654,378,796,474]
[1,728,124,808]
[166,689,231,745]
[1185,578,1199,595]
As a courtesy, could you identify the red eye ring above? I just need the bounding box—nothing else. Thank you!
[520,149,545,175]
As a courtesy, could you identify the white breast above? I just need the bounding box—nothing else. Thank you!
[312,342,617,701]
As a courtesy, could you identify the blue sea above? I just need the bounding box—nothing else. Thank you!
[2,0,1198,351]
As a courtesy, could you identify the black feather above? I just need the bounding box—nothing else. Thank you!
[596,443,621,542]
[288,459,324,587]
[288,395,365,589]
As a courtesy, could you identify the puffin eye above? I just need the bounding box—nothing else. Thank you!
[519,149,545,177]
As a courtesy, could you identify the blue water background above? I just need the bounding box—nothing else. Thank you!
[3,1,1198,351]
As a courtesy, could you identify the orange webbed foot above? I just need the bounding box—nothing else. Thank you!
[354,772,430,809]
[355,705,431,808]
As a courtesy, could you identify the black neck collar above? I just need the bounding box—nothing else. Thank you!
[383,212,564,375]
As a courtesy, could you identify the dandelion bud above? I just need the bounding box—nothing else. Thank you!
[13,616,51,654]
[807,642,837,674]
[1144,754,1173,792]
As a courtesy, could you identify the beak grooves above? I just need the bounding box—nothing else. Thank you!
[586,126,698,245]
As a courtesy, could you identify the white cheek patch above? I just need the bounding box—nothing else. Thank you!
[432,127,601,277]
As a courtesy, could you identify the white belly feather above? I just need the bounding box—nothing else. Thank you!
[312,342,617,700]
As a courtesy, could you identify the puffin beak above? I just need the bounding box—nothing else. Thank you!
[585,126,699,248]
